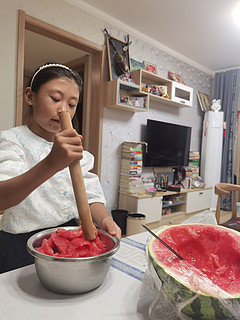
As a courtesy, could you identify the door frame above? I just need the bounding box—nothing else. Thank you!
[16,10,105,176]
[66,55,90,145]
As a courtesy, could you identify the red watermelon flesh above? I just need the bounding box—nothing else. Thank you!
[150,224,240,297]
[37,238,54,256]
[36,226,106,258]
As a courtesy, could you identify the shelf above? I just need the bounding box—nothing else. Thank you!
[104,69,193,112]
[131,69,193,108]
[162,201,185,208]
[138,69,172,86]
[104,79,149,112]
[143,91,187,108]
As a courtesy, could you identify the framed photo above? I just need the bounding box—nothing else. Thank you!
[143,61,157,74]
[197,91,211,112]
[130,58,145,71]
[105,34,131,81]
[168,71,186,85]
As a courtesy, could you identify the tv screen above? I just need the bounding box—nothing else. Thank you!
[144,119,191,167]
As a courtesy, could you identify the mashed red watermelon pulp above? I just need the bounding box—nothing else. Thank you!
[36,226,107,258]
[152,224,240,295]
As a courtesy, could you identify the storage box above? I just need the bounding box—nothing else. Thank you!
[171,81,193,107]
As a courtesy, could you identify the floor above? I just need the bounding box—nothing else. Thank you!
[145,210,232,230]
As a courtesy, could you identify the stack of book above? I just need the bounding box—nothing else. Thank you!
[119,142,143,193]
[186,151,200,179]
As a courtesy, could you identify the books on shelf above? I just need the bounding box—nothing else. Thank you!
[189,151,200,164]
[187,151,200,178]
[119,142,143,193]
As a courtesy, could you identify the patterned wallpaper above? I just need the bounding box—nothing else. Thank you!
[101,24,213,214]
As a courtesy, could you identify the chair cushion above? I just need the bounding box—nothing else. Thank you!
[221,217,240,231]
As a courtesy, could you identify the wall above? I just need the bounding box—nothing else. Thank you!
[0,0,212,215]
[101,25,212,213]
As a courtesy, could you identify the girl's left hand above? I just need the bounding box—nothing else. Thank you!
[101,217,121,239]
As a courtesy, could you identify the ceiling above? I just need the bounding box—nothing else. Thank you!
[68,0,240,74]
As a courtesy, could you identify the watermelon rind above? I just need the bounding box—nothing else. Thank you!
[148,224,240,320]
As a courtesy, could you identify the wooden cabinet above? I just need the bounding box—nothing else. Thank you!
[119,187,212,225]
[104,69,193,112]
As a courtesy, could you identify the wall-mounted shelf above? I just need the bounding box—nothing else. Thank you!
[131,69,193,108]
[104,79,149,112]
[104,69,193,112]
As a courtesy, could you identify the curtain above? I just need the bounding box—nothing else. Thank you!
[235,112,240,201]
[214,69,240,210]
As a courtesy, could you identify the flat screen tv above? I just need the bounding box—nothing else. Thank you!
[143,119,192,167]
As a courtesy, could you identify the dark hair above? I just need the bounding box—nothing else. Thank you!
[30,63,83,96]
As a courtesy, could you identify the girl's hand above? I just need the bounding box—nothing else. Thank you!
[47,129,83,173]
[101,216,121,239]
[89,203,121,240]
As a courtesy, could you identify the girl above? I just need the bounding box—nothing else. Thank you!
[0,63,121,273]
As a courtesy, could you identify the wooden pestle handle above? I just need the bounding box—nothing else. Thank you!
[58,111,96,241]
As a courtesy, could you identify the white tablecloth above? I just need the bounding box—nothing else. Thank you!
[0,232,150,320]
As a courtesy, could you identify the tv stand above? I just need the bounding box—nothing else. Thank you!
[119,187,212,226]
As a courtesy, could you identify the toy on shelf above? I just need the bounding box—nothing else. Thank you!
[141,86,148,93]
[120,96,146,108]
[141,84,170,99]
[120,72,135,84]
[120,96,130,104]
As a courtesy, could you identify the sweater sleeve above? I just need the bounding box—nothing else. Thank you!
[0,130,27,181]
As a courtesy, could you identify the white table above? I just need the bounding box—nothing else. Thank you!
[0,232,150,320]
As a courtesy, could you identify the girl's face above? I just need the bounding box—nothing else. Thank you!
[26,77,79,141]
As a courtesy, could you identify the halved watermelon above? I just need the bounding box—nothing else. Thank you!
[148,224,240,319]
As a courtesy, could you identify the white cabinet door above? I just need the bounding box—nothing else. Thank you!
[137,197,162,223]
[171,81,193,106]
[185,189,212,214]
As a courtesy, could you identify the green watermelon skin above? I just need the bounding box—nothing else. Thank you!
[151,257,233,319]
[182,295,231,319]
[148,224,240,320]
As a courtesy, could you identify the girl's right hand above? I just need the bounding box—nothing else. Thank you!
[47,129,83,172]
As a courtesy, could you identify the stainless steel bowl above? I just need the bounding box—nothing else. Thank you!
[27,226,120,295]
